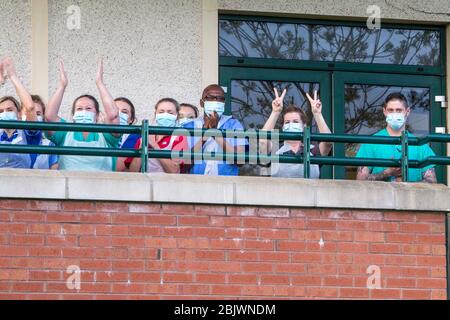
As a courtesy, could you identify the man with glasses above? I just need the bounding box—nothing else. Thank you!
[184,84,247,176]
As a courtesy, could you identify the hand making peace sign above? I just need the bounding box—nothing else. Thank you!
[306,90,322,115]
[272,88,287,113]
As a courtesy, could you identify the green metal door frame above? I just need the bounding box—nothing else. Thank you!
[333,71,446,183]
[219,66,333,178]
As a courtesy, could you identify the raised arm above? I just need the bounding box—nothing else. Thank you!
[306,90,332,156]
[46,60,68,123]
[96,58,119,125]
[259,88,286,154]
[3,57,36,122]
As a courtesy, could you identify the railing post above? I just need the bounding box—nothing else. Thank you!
[401,131,409,182]
[303,126,311,179]
[141,120,149,173]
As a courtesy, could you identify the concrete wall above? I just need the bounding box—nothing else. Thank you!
[47,0,203,121]
[0,0,32,98]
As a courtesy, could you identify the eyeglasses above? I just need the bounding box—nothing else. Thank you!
[203,95,225,102]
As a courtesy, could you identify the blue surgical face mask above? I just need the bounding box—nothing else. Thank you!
[178,117,194,127]
[73,110,96,124]
[386,113,406,131]
[119,112,129,126]
[282,122,304,133]
[155,113,177,127]
[0,112,18,121]
[204,101,225,118]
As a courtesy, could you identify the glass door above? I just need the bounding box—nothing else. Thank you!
[220,67,332,178]
[333,72,445,183]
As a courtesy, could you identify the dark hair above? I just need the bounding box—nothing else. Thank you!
[115,97,136,123]
[155,98,180,113]
[31,95,46,114]
[383,92,409,109]
[202,84,225,99]
[71,95,100,115]
[282,104,308,124]
[0,96,21,112]
[180,103,199,118]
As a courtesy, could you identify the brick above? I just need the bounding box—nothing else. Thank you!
[224,228,257,239]
[258,229,290,240]
[161,204,195,215]
[130,272,160,283]
[111,237,146,248]
[210,217,241,228]
[211,285,242,296]
[260,275,290,285]
[354,232,385,243]
[400,223,431,234]
[306,287,338,298]
[46,235,78,247]
[384,212,416,222]
[274,263,306,274]
[402,244,431,255]
[259,252,289,262]
[196,273,226,284]
[0,269,28,281]
[192,227,226,238]
[10,235,44,246]
[242,218,274,229]
[277,241,306,252]
[145,215,176,226]
[95,225,129,236]
[292,253,321,263]
[11,212,45,223]
[178,284,210,295]
[257,208,289,218]
[370,243,401,254]
[194,206,226,216]
[241,285,273,296]
[111,214,144,225]
[339,288,369,298]
[62,202,96,212]
[128,204,161,214]
[227,207,257,217]
[228,251,258,261]
[228,274,258,284]
[402,289,431,300]
[163,273,193,283]
[323,276,353,287]
[370,289,401,299]
[177,238,209,249]
[416,279,446,289]
[27,201,61,211]
[11,282,45,293]
[307,220,337,230]
[243,240,274,251]
[79,236,111,247]
[178,216,209,226]
[96,203,128,213]
[128,226,160,236]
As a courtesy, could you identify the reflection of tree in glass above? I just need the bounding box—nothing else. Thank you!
[230,80,318,130]
[220,20,440,66]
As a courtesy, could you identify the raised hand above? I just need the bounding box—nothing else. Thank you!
[306,90,322,115]
[272,88,287,113]
[96,57,104,85]
[203,111,219,129]
[58,59,68,88]
[2,57,17,79]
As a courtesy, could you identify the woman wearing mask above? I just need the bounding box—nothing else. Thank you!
[120,98,189,173]
[178,103,199,127]
[45,59,121,171]
[260,89,333,179]
[0,57,36,169]
[23,95,59,170]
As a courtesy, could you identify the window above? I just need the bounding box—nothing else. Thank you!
[219,15,446,182]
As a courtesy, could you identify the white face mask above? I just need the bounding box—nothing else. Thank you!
[0,112,18,121]
[119,112,129,126]
[204,101,225,118]
[386,113,406,131]
[282,122,304,133]
[73,110,96,124]
[36,116,44,122]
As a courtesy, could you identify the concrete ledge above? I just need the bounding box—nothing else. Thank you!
[0,169,449,212]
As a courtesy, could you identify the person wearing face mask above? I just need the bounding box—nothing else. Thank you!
[260,88,333,179]
[0,57,37,169]
[21,95,59,170]
[121,98,189,173]
[178,103,199,127]
[183,84,248,176]
[45,59,121,172]
[356,93,437,183]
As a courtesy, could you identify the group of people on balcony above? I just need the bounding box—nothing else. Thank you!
[0,57,437,183]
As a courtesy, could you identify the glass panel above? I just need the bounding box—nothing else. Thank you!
[230,80,320,176]
[219,20,441,66]
[344,85,431,179]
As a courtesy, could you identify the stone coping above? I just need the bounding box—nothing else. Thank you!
[0,169,449,212]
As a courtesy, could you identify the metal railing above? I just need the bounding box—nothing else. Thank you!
[0,120,449,181]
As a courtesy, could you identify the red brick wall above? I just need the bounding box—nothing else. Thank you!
[0,200,447,300]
